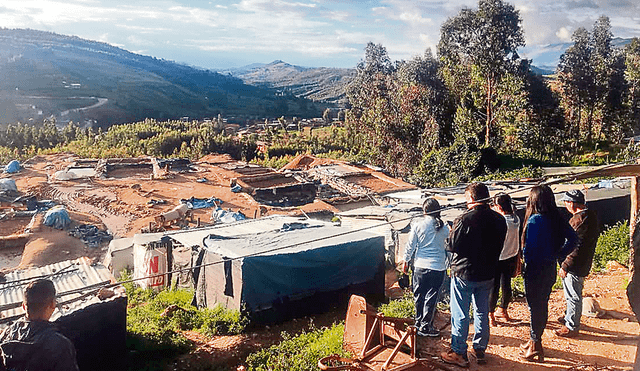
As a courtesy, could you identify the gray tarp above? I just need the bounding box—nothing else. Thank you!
[194,219,385,321]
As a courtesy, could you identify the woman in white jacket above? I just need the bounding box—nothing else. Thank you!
[489,193,520,325]
[402,198,450,337]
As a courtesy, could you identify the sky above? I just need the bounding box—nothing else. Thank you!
[1,0,639,70]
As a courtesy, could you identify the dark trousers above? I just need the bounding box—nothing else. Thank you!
[489,256,517,312]
[412,267,445,333]
[524,263,557,342]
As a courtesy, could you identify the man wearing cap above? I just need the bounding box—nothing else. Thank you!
[556,190,599,337]
[0,279,79,371]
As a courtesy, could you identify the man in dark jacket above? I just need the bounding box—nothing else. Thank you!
[441,183,507,367]
[555,189,599,338]
[0,279,79,371]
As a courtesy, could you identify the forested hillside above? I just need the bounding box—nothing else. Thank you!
[0,29,326,127]
[227,60,355,104]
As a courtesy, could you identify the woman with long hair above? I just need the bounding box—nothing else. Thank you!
[402,198,449,337]
[520,185,577,362]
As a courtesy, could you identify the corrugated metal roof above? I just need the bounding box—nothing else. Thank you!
[0,257,116,325]
[165,215,327,248]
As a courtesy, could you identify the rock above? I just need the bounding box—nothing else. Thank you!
[606,260,627,271]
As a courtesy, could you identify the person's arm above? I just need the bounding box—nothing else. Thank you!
[559,219,579,266]
[445,216,464,253]
[402,221,419,274]
[560,214,587,274]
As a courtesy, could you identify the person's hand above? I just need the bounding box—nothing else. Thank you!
[559,267,567,278]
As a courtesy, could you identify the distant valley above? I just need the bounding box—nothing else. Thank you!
[0,29,341,128]
[221,60,355,105]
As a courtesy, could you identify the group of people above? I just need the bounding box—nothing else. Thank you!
[403,182,598,367]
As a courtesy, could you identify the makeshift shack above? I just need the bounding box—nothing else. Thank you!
[165,215,386,323]
[104,237,134,278]
[0,258,127,371]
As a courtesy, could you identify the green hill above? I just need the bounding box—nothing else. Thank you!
[0,29,327,127]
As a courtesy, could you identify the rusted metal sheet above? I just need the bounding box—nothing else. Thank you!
[319,295,431,371]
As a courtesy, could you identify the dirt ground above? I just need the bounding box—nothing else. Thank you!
[0,154,347,271]
[167,265,636,371]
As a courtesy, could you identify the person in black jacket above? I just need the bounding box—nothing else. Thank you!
[440,183,507,367]
[555,189,599,338]
[0,279,79,371]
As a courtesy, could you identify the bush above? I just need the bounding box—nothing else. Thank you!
[377,291,415,319]
[120,271,248,369]
[245,323,348,371]
[409,140,481,187]
[593,221,630,271]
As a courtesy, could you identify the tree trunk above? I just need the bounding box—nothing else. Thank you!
[587,105,594,144]
[485,78,493,147]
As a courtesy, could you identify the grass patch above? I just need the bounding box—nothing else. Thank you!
[121,272,248,370]
[593,221,630,272]
[377,291,415,319]
[245,323,348,371]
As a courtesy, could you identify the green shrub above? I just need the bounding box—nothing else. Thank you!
[120,271,248,369]
[473,165,544,182]
[593,221,630,271]
[377,291,415,319]
[245,323,348,371]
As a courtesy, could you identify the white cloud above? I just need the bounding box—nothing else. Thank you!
[556,27,573,41]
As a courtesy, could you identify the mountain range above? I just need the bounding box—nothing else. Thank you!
[0,29,334,127]
[220,61,355,105]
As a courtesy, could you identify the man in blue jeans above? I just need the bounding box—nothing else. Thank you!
[441,183,506,367]
[556,189,599,337]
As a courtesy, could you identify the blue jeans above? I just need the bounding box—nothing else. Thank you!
[450,276,493,355]
[524,263,556,342]
[413,267,445,334]
[562,272,585,331]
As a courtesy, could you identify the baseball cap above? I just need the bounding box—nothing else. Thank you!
[560,189,585,204]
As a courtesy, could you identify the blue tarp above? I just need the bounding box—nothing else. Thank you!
[212,208,246,224]
[181,196,222,210]
[43,206,71,229]
[4,160,19,173]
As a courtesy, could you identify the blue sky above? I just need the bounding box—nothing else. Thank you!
[1,0,639,69]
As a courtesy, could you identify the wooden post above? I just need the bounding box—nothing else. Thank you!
[629,177,640,370]
[631,177,640,276]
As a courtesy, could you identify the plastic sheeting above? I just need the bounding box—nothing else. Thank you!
[181,196,222,210]
[4,160,19,173]
[133,235,170,290]
[53,170,81,181]
[212,208,246,224]
[69,224,113,248]
[43,206,71,229]
[195,223,385,321]
[0,179,17,192]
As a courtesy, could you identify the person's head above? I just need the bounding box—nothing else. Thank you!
[423,198,441,218]
[525,185,557,217]
[22,279,56,321]
[493,193,514,215]
[464,182,490,208]
[423,197,444,230]
[560,189,586,214]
